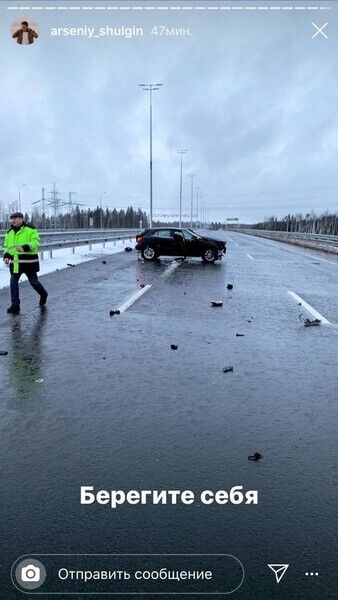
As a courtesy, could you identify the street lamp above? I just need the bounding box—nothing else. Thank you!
[177,149,187,228]
[99,192,107,229]
[195,188,199,228]
[188,174,196,229]
[139,83,163,228]
[18,184,25,212]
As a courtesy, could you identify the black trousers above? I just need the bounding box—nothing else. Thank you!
[10,273,47,307]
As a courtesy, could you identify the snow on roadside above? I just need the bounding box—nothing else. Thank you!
[0,238,132,291]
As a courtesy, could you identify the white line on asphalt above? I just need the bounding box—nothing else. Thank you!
[161,260,180,278]
[116,261,180,313]
[247,253,254,260]
[288,291,331,324]
[117,285,152,313]
[306,255,338,266]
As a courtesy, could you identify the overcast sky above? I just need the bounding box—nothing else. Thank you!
[1,0,338,223]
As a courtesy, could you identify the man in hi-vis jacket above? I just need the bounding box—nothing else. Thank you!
[3,212,48,315]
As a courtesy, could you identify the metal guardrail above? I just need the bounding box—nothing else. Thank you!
[0,231,137,259]
[0,228,138,243]
[238,229,338,246]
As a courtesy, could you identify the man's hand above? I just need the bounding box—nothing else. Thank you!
[16,245,24,251]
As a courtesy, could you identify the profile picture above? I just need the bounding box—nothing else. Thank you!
[11,19,39,45]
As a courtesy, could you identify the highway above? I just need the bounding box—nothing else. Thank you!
[0,231,337,599]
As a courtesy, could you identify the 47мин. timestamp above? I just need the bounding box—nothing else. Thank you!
[150,25,193,37]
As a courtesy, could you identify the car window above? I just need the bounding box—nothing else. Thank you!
[152,229,173,238]
[183,229,199,240]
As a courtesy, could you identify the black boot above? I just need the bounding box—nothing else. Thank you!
[39,292,48,307]
[7,305,20,315]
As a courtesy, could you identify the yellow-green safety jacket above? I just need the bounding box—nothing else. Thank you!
[3,223,41,275]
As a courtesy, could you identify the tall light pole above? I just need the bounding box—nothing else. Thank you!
[195,188,199,228]
[188,174,196,229]
[177,149,187,228]
[18,184,25,212]
[99,192,106,229]
[139,83,163,228]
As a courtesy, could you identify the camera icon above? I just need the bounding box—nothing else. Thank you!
[14,558,46,590]
[21,564,41,582]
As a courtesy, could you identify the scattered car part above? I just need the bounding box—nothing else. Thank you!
[125,247,132,252]
[0,351,8,356]
[102,260,107,264]
[223,366,234,373]
[236,334,244,337]
[299,314,321,327]
[248,452,262,461]
[171,344,178,350]
[211,300,223,307]
[109,310,121,316]
[227,284,233,290]
[67,263,75,267]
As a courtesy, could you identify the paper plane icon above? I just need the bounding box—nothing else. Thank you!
[268,564,289,583]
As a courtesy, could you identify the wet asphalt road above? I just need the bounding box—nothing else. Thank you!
[0,232,337,599]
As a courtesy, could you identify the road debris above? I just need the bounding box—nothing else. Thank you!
[211,300,223,307]
[34,378,44,384]
[0,351,9,356]
[102,260,107,264]
[109,310,121,316]
[67,263,75,267]
[236,333,245,337]
[299,314,321,327]
[125,247,133,252]
[171,344,178,350]
[223,366,234,374]
[248,452,262,461]
[227,284,233,290]
[140,284,145,288]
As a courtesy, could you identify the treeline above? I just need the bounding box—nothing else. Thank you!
[252,211,338,235]
[28,206,148,229]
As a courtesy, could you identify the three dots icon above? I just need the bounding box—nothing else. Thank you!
[305,572,319,577]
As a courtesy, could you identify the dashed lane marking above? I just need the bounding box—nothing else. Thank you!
[117,260,180,313]
[247,253,254,260]
[161,260,180,278]
[288,291,331,325]
[117,284,152,313]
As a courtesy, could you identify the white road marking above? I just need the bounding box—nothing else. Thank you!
[116,261,180,313]
[233,233,338,266]
[306,255,338,266]
[161,260,180,278]
[247,253,254,260]
[288,291,331,324]
[117,285,152,313]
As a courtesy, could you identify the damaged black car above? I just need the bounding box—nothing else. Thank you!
[135,227,226,263]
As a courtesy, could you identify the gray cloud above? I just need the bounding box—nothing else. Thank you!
[1,2,337,223]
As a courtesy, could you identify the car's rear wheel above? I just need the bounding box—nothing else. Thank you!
[141,246,158,261]
[202,247,217,263]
